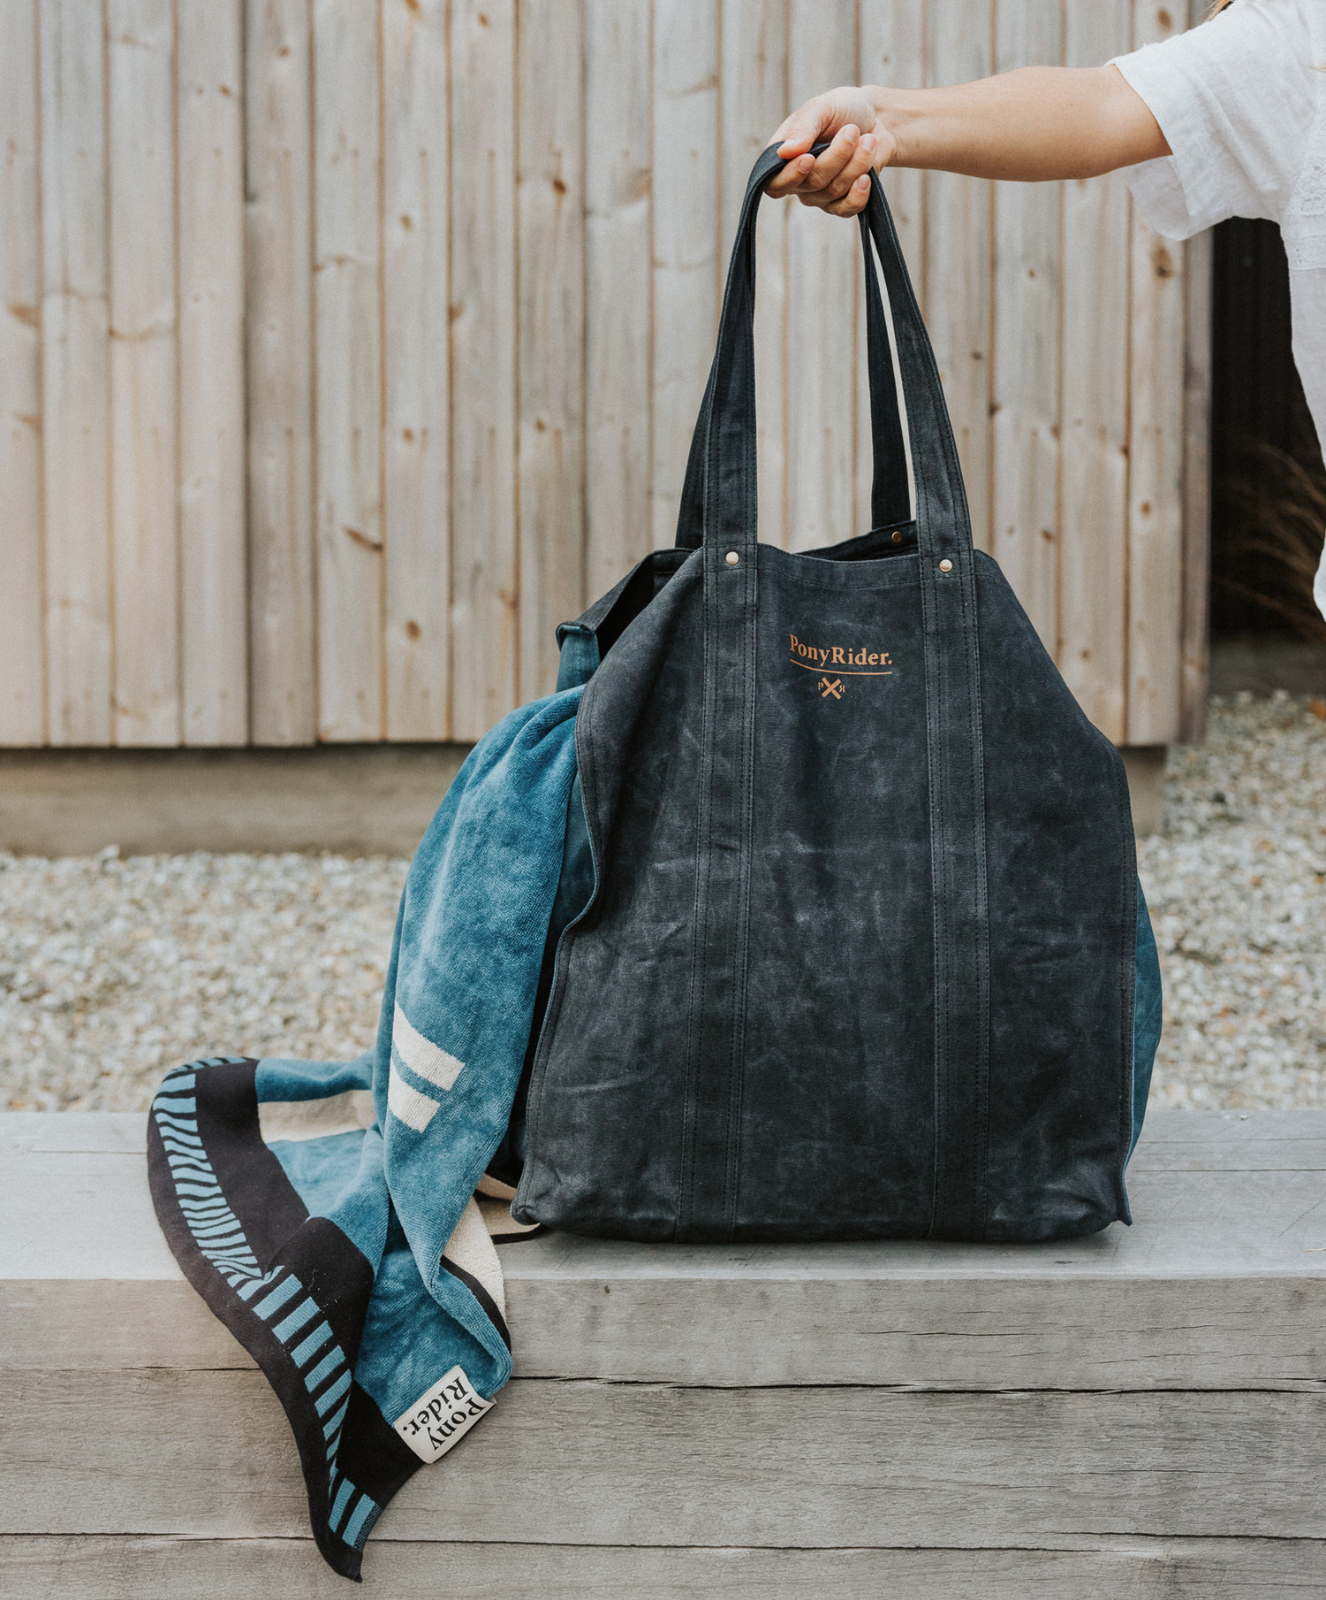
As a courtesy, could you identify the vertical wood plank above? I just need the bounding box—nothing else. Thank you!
[584,0,652,601]
[859,2,925,291]
[859,0,927,526]
[246,0,315,745]
[41,0,112,746]
[924,0,992,553]
[722,0,789,550]
[382,0,450,741]
[1059,0,1131,743]
[312,0,382,741]
[178,0,247,745]
[990,0,1061,650]
[450,0,517,740]
[108,0,179,746]
[1180,225,1212,745]
[517,0,586,702]
[1126,0,1185,744]
[786,0,858,551]
[651,0,720,551]
[0,0,45,744]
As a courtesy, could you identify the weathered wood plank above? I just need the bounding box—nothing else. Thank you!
[1058,0,1132,742]
[40,0,112,746]
[517,0,586,698]
[1125,1,1186,744]
[4,1534,1323,1600]
[450,0,518,740]
[1180,221,1212,745]
[312,0,383,741]
[382,0,451,740]
[7,1372,1326,1543]
[9,1115,1326,1392]
[721,0,789,549]
[246,0,316,745]
[925,0,993,553]
[991,1,1061,651]
[785,0,858,551]
[651,0,720,551]
[108,0,180,747]
[584,0,652,600]
[178,0,248,746]
[0,0,44,745]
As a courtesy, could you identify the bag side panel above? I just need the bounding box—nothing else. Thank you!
[975,555,1134,1241]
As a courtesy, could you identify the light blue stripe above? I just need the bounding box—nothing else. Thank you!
[273,1296,319,1343]
[154,1112,201,1134]
[315,1369,351,1417]
[236,1272,277,1302]
[292,1321,334,1368]
[189,1213,241,1233]
[154,1096,197,1112]
[328,1478,354,1532]
[253,1275,301,1321]
[178,1199,230,1216]
[159,1130,205,1150]
[304,1349,344,1395]
[342,1494,376,1548]
[323,1397,350,1441]
[174,1184,223,1199]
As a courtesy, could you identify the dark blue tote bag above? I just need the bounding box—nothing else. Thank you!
[511,145,1162,1245]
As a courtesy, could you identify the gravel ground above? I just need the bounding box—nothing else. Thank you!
[1,692,1324,1112]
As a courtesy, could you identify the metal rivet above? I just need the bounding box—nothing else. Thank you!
[891,530,903,545]
[725,551,739,566]
[938,559,953,573]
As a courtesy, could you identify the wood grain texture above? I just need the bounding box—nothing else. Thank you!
[8,1371,1326,1544]
[785,0,858,552]
[312,0,382,741]
[990,0,1061,651]
[108,0,179,747]
[40,0,112,746]
[178,0,248,745]
[1125,2,1186,744]
[1180,222,1212,745]
[383,0,451,740]
[517,0,586,700]
[449,0,518,741]
[584,0,652,601]
[721,0,788,550]
[0,0,45,744]
[4,1535,1324,1600]
[650,0,720,551]
[246,0,316,745]
[1058,0,1132,742]
[924,0,993,554]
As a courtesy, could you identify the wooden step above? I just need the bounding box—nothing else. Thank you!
[3,1111,1326,1597]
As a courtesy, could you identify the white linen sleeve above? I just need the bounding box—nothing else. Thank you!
[1111,1,1316,240]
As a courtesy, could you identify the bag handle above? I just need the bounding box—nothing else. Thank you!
[674,153,911,549]
[673,144,973,565]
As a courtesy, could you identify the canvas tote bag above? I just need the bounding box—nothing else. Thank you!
[509,145,1156,1245]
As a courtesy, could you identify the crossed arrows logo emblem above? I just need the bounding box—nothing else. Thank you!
[818,677,844,700]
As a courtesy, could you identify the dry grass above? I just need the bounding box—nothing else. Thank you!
[1215,442,1326,646]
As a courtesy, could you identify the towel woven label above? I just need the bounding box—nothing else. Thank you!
[393,1366,494,1463]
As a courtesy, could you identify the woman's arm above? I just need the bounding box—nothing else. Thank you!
[766,68,1171,216]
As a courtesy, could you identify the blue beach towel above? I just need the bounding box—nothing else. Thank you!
[147,687,586,1581]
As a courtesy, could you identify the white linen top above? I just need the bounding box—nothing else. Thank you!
[1112,0,1326,615]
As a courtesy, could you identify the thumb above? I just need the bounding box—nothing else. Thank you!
[773,95,838,157]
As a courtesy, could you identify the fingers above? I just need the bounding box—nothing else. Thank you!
[780,124,878,215]
[823,173,873,218]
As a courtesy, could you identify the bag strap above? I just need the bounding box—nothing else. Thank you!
[673,145,973,566]
[674,163,911,549]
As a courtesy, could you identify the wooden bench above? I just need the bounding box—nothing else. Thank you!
[4,1110,1326,1597]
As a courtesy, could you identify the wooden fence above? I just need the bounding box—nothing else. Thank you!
[0,0,1209,749]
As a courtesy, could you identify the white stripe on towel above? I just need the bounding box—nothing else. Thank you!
[387,1063,441,1133]
[392,1003,465,1091]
